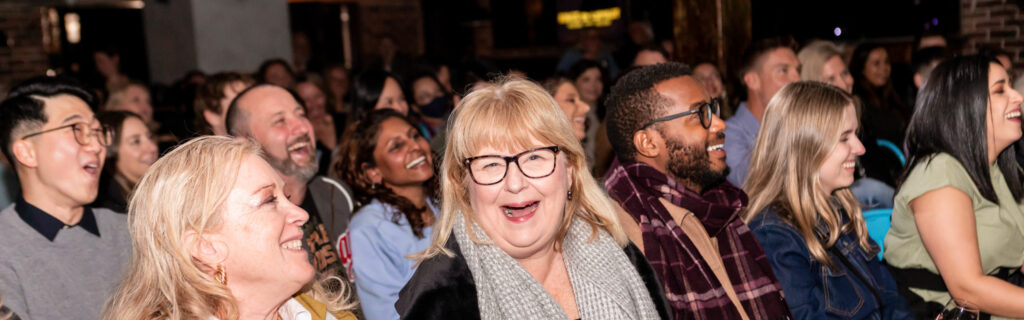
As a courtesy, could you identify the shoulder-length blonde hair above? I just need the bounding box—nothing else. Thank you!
[416,76,626,261]
[742,81,873,269]
[103,136,354,320]
[797,40,844,82]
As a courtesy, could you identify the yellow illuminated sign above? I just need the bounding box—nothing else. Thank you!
[557,7,621,30]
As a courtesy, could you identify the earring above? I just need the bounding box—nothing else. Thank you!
[567,190,573,200]
[215,264,227,285]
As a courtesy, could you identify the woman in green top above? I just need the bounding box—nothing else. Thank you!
[884,55,1024,319]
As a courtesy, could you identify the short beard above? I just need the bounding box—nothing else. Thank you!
[264,137,319,183]
[664,135,729,192]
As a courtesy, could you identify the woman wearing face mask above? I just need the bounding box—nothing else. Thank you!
[743,82,913,319]
[409,72,452,140]
[103,137,357,320]
[850,43,908,145]
[333,109,438,320]
[92,111,158,213]
[396,77,669,320]
[884,55,1024,319]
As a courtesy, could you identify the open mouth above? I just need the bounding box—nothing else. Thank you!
[842,160,856,169]
[281,239,304,251]
[83,162,100,176]
[573,116,586,124]
[405,155,427,169]
[501,201,539,223]
[287,141,311,159]
[1006,110,1021,120]
[706,144,724,152]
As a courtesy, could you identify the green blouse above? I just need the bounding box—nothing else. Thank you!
[885,153,1024,317]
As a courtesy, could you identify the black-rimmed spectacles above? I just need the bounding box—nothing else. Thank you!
[463,146,560,185]
[639,98,721,130]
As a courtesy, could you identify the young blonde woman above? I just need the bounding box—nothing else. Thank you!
[102,136,356,320]
[743,82,913,319]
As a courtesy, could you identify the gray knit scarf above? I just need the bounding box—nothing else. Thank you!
[453,211,661,320]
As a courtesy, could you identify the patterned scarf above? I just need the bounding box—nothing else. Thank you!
[453,211,661,320]
[604,160,791,320]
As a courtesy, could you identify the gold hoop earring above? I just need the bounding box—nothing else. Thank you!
[215,264,227,285]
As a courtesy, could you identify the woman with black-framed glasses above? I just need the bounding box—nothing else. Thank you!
[396,77,669,320]
[332,108,439,320]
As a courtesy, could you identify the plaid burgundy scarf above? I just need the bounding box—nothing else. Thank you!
[604,160,791,320]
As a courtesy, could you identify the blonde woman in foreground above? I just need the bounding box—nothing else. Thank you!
[103,136,356,320]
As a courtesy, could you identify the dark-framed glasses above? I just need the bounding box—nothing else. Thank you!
[639,98,721,130]
[463,146,560,185]
[21,121,113,147]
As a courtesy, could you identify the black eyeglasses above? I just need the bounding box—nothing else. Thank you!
[639,98,721,130]
[21,121,113,147]
[463,146,560,185]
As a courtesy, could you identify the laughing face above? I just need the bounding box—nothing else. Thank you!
[986,63,1024,157]
[552,82,590,140]
[818,104,864,194]
[365,117,434,189]
[237,86,318,183]
[115,116,158,185]
[215,154,314,294]
[653,76,728,192]
[467,137,573,260]
[26,95,107,206]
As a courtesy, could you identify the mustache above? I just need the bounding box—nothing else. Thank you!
[287,135,312,148]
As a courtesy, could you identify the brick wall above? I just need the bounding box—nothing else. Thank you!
[0,3,49,98]
[960,0,1023,71]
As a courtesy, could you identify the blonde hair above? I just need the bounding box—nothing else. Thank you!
[104,82,146,111]
[742,81,873,269]
[797,41,844,83]
[416,76,626,261]
[102,136,355,319]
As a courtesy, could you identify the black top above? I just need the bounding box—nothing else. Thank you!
[299,187,344,274]
[16,197,99,241]
[396,234,673,320]
[91,172,127,214]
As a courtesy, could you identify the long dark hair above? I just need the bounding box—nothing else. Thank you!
[332,109,438,237]
[902,55,1024,203]
[97,110,146,197]
[849,43,907,118]
[351,69,403,121]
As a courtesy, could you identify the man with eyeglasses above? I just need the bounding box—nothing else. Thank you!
[725,36,801,187]
[603,62,791,319]
[0,76,131,320]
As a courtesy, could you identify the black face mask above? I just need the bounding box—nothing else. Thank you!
[420,96,450,118]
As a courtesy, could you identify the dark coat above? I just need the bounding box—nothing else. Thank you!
[396,234,672,320]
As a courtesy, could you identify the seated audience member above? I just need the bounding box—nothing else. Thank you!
[692,62,732,118]
[92,111,158,213]
[798,40,898,208]
[333,109,439,320]
[850,43,908,145]
[102,136,357,320]
[911,47,950,90]
[632,44,670,67]
[725,37,801,186]
[104,82,153,125]
[541,75,590,141]
[408,72,452,139]
[193,72,254,136]
[295,75,340,177]
[603,62,791,319]
[397,77,669,320]
[352,69,411,120]
[885,55,1024,319]
[743,82,913,319]
[0,76,130,319]
[258,58,297,89]
[567,60,607,172]
[226,84,355,276]
[557,28,621,80]
[323,63,351,118]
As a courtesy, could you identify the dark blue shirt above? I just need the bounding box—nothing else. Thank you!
[15,197,99,241]
[748,205,913,320]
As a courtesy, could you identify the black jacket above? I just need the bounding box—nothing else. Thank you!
[396,235,672,320]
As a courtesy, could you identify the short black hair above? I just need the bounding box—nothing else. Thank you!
[904,54,1023,203]
[632,43,670,66]
[736,36,798,80]
[605,62,693,161]
[0,75,95,167]
[225,83,305,137]
[911,46,951,77]
[255,58,295,83]
[351,69,403,121]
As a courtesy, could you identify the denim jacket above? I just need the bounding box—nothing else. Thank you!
[748,205,914,320]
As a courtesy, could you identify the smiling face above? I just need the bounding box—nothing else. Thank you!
[821,56,854,94]
[237,86,317,182]
[986,63,1024,158]
[23,95,107,206]
[295,82,328,119]
[115,116,158,185]
[553,82,590,140]
[574,67,603,105]
[374,77,410,116]
[365,117,434,188]
[467,138,573,260]
[818,104,864,194]
[863,48,891,87]
[753,48,801,104]
[652,76,728,192]
[214,155,314,295]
